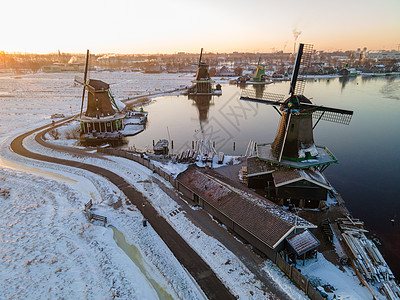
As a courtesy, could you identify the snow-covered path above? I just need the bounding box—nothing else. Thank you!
[2,117,312,299]
[1,130,208,300]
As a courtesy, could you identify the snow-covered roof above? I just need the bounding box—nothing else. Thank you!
[177,167,317,249]
[246,157,274,177]
[272,168,331,190]
[286,229,320,256]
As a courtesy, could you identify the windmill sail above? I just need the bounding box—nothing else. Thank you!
[80,49,90,118]
[241,89,285,106]
[311,106,353,125]
[290,44,313,96]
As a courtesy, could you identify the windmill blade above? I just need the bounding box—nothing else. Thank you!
[301,103,354,125]
[198,48,203,67]
[240,89,285,106]
[289,43,313,96]
[80,49,89,118]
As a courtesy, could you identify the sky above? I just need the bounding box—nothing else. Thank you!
[2,0,399,54]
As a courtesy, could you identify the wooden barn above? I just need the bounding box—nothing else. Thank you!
[177,166,318,261]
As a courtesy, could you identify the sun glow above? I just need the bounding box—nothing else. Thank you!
[2,0,400,54]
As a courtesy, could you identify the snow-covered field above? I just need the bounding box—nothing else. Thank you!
[0,71,380,299]
[0,71,193,136]
[0,167,189,299]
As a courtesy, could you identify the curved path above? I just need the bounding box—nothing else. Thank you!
[10,119,235,300]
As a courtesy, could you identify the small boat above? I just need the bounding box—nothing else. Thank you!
[154,139,169,155]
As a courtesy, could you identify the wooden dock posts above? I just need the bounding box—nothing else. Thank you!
[84,199,107,226]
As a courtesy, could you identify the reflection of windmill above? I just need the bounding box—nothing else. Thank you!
[75,50,126,137]
[241,44,354,209]
[191,95,213,123]
[187,48,221,95]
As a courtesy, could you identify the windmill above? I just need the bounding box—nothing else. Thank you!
[252,56,266,82]
[235,56,270,85]
[241,43,354,208]
[187,48,221,95]
[75,50,126,139]
[241,43,353,169]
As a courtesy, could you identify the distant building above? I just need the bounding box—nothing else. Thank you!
[216,66,235,77]
[42,63,84,73]
[366,51,400,61]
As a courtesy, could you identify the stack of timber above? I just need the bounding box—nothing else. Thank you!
[240,166,248,184]
[338,217,400,299]
[217,152,225,164]
[176,139,217,163]
[176,149,198,163]
[197,139,217,163]
[245,139,257,157]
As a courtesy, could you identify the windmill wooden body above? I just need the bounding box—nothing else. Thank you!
[75,50,126,143]
[187,48,221,95]
[241,44,353,208]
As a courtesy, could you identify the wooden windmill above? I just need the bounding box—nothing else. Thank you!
[252,56,266,82]
[188,48,221,95]
[241,44,354,208]
[75,50,125,136]
[241,43,353,167]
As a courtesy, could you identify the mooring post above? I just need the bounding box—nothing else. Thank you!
[233,142,236,151]
[192,141,194,149]
[153,140,155,147]
[171,140,174,149]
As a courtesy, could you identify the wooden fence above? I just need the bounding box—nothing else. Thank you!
[97,147,326,300]
[84,199,107,226]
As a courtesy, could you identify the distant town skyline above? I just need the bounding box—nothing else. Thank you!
[2,0,399,54]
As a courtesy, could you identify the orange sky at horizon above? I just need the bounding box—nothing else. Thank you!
[2,0,399,54]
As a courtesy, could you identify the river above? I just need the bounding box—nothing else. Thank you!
[126,76,400,278]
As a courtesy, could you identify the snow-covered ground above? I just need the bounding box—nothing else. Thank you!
[0,71,381,300]
[296,253,373,300]
[8,128,298,299]
[1,136,207,299]
[0,163,205,299]
[0,71,193,136]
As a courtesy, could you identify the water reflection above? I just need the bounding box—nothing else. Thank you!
[126,77,400,277]
[338,76,356,90]
[252,84,266,98]
[188,95,213,123]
